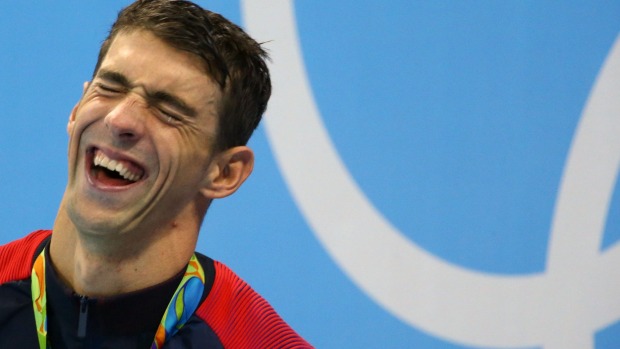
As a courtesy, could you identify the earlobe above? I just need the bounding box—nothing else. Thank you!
[200,146,254,199]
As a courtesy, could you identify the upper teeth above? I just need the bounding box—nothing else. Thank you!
[94,152,141,182]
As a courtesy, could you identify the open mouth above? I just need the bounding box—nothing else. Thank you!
[90,149,145,187]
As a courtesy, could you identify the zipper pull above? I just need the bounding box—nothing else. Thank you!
[77,296,89,338]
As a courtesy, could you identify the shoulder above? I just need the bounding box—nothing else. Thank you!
[195,260,313,349]
[0,230,51,284]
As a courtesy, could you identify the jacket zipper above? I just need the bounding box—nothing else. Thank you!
[77,296,89,338]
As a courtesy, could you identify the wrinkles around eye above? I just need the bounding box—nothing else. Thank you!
[91,82,184,124]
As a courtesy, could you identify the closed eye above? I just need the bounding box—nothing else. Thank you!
[94,82,124,95]
[159,108,182,123]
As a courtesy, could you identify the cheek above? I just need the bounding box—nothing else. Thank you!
[177,126,215,159]
[172,136,215,185]
[148,120,217,177]
[71,102,109,136]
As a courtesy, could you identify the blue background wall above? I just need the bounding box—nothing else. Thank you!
[1,2,619,348]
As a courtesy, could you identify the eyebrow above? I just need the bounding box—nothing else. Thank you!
[97,69,131,88]
[96,69,198,118]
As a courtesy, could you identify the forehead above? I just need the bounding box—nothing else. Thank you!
[98,30,221,113]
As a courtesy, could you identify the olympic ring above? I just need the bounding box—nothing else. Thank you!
[242,1,620,347]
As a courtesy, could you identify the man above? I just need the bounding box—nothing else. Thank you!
[0,1,312,348]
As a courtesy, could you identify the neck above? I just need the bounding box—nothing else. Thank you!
[50,203,201,297]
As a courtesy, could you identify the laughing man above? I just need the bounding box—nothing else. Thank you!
[0,1,312,348]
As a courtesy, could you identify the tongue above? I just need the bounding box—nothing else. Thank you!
[95,167,133,186]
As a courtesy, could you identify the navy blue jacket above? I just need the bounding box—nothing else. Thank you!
[0,230,312,349]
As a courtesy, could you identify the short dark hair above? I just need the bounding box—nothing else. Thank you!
[94,0,271,150]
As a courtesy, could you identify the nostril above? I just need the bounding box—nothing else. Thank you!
[119,130,136,139]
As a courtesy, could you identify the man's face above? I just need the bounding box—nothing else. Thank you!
[65,30,222,238]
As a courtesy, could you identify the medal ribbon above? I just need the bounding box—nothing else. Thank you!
[31,251,205,349]
[31,249,47,349]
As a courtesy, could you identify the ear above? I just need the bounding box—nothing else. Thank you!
[67,103,78,134]
[67,82,90,134]
[200,146,254,199]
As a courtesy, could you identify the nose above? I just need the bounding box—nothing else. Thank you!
[104,96,146,141]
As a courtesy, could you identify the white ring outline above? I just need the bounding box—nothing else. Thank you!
[242,1,620,347]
